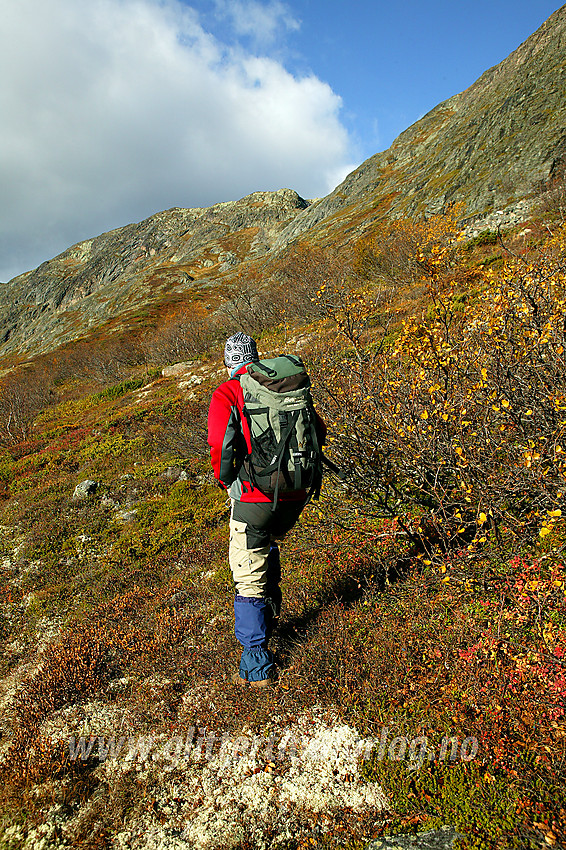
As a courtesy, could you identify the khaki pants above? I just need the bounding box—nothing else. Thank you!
[228,498,306,598]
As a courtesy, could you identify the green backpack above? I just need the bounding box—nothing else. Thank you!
[239,355,323,508]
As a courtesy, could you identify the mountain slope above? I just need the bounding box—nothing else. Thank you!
[273,3,566,249]
[1,5,566,363]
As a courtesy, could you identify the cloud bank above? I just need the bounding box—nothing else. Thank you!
[0,0,354,281]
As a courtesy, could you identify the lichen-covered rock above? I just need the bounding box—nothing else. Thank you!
[72,479,98,500]
[161,467,189,482]
[367,825,460,850]
[115,508,137,523]
[162,361,196,378]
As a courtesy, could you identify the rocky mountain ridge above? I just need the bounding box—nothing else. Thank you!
[0,189,308,359]
[273,3,566,249]
[1,5,566,362]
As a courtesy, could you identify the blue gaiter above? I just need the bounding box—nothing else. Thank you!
[234,595,275,681]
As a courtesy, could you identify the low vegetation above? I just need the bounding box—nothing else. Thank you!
[0,195,564,850]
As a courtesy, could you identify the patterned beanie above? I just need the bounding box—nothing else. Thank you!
[224,332,259,370]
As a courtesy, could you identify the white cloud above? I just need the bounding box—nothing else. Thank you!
[213,0,300,44]
[0,0,352,281]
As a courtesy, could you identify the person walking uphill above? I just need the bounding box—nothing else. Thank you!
[207,332,326,688]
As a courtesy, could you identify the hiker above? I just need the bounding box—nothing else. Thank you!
[207,332,326,688]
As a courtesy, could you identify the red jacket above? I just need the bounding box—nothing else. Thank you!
[207,364,326,503]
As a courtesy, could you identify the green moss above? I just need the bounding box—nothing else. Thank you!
[108,481,226,565]
[464,231,499,250]
[362,757,523,849]
[91,376,146,402]
[0,457,16,484]
[76,433,148,466]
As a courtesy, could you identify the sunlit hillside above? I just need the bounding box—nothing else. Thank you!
[1,181,565,849]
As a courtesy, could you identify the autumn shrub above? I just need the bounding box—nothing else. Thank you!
[214,268,282,338]
[355,206,463,289]
[0,365,56,445]
[285,543,565,848]
[0,583,197,791]
[69,334,147,385]
[219,242,396,344]
[271,244,354,322]
[312,222,566,557]
[150,396,210,460]
[143,303,221,366]
[536,174,566,226]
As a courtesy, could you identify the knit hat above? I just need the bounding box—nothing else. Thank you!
[224,332,259,370]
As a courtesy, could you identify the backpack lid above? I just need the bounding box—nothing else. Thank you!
[246,355,310,393]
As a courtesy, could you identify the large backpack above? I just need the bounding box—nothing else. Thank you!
[239,355,323,509]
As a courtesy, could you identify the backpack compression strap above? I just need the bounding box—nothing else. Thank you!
[265,409,323,510]
[257,409,300,511]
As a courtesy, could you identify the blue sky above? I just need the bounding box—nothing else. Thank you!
[187,0,563,160]
[0,0,562,281]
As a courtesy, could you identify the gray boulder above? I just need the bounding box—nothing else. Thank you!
[162,467,189,482]
[72,479,98,500]
[115,508,137,523]
[162,362,195,378]
[367,825,459,850]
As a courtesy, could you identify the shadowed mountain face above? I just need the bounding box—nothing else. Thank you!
[1,5,565,362]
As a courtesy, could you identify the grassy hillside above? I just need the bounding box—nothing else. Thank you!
[0,194,565,849]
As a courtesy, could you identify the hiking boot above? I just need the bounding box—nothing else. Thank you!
[230,670,277,688]
[250,675,277,689]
